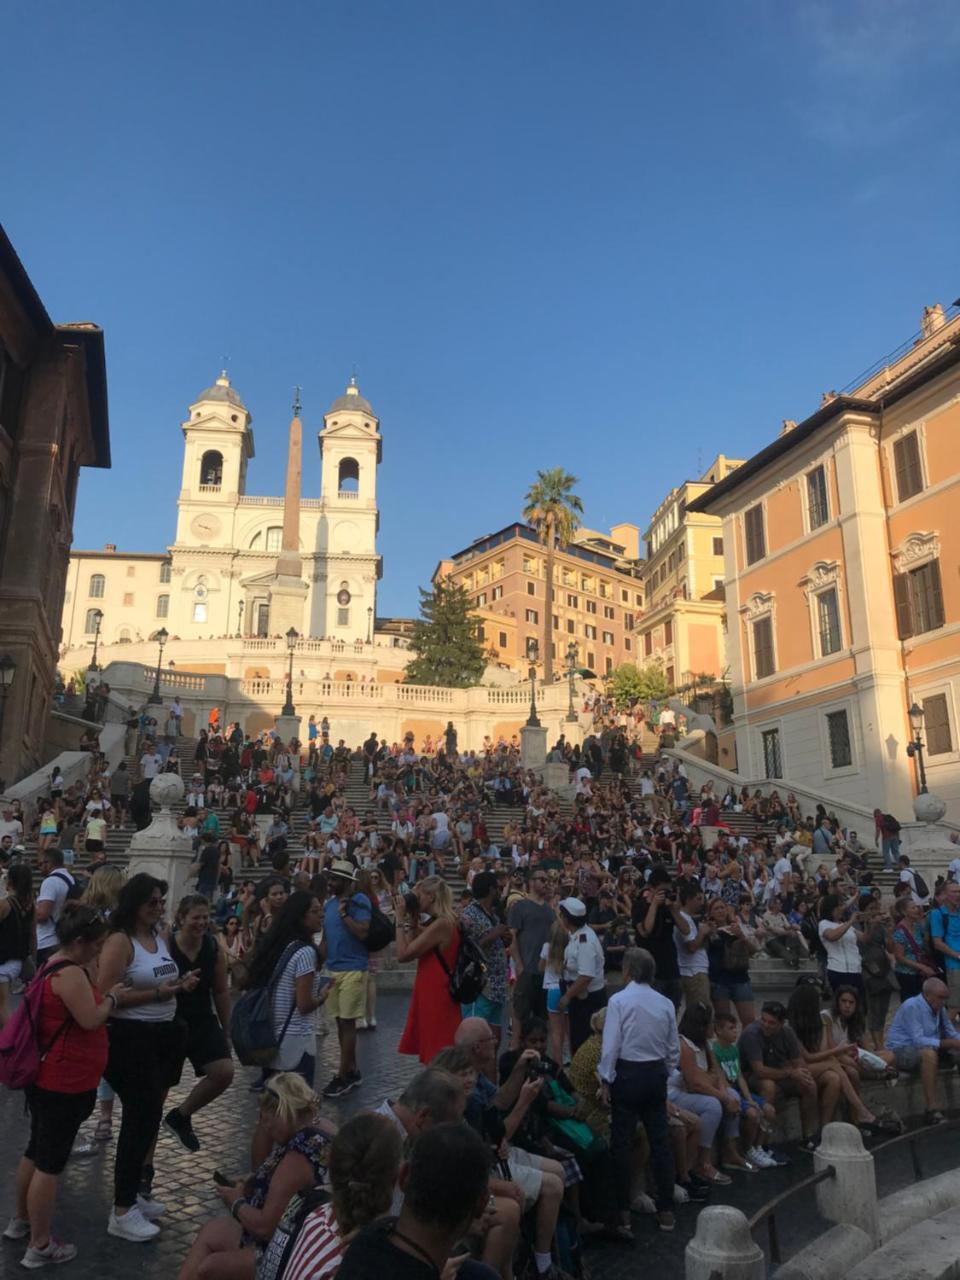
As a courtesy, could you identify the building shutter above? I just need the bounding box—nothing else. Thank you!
[893,433,923,502]
[753,616,774,679]
[892,573,913,640]
[923,694,952,756]
[744,506,766,564]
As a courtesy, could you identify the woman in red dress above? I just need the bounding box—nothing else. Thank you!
[396,875,461,1063]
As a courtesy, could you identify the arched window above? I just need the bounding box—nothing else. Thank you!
[118,628,132,643]
[337,457,359,494]
[83,608,100,633]
[157,594,169,618]
[249,526,283,552]
[89,573,105,598]
[200,450,223,488]
[159,561,172,583]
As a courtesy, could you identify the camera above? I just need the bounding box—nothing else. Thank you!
[525,1057,551,1082]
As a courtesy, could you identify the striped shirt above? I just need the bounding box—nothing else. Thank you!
[283,1202,342,1280]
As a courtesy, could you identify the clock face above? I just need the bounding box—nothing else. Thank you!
[337,587,351,606]
[191,513,221,540]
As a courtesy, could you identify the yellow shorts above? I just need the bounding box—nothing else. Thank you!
[324,969,368,1021]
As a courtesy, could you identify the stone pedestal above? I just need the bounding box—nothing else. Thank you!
[125,774,197,909]
[520,724,548,770]
[543,761,573,795]
[268,578,309,636]
[902,792,957,881]
[814,1122,878,1247]
[685,1205,765,1280]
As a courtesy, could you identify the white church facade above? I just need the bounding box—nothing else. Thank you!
[61,373,382,652]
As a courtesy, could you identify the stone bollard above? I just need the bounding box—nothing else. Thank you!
[814,1122,878,1247]
[685,1204,765,1280]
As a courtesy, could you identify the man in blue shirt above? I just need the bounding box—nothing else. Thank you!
[321,860,371,1099]
[930,881,960,1019]
[885,977,960,1124]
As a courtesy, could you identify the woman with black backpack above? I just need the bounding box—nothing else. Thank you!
[242,891,325,1091]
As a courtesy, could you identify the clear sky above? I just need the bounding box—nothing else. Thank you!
[4,1,959,616]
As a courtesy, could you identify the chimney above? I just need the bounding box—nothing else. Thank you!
[921,304,946,338]
[104,543,117,553]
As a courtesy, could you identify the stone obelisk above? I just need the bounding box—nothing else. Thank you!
[268,388,309,636]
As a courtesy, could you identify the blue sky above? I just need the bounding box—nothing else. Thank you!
[4,1,959,616]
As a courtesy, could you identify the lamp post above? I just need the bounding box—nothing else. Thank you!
[147,627,168,705]
[90,609,104,670]
[525,638,540,728]
[0,654,16,764]
[237,598,245,638]
[565,640,578,722]
[282,627,298,716]
[908,701,929,794]
[367,606,373,644]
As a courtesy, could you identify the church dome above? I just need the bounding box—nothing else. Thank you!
[195,371,246,410]
[328,377,374,417]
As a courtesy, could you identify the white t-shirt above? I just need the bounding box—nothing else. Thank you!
[773,857,793,889]
[948,858,960,884]
[899,868,929,906]
[674,912,709,977]
[140,753,162,779]
[563,927,606,993]
[0,818,23,843]
[540,941,562,990]
[36,871,74,951]
[818,919,862,973]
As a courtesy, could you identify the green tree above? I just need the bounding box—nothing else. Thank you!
[609,660,673,708]
[522,467,583,684]
[405,578,487,688]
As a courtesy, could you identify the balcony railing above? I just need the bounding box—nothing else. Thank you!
[337,490,359,500]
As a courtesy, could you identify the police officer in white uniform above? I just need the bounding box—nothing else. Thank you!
[556,897,607,1053]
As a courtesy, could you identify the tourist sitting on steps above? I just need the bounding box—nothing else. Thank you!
[885,977,960,1125]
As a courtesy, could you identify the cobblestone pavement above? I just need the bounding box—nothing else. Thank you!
[2,994,956,1279]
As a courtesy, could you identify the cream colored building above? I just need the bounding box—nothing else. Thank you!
[61,374,382,655]
[638,455,743,688]
[691,302,960,823]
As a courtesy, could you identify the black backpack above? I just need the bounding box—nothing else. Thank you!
[51,871,84,902]
[911,869,930,899]
[435,933,488,1004]
[363,902,396,953]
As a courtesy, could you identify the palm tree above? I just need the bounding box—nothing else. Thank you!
[522,468,583,684]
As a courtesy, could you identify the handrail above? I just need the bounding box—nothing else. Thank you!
[747,1164,835,1265]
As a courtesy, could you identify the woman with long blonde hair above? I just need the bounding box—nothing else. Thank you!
[80,866,124,917]
[396,875,461,1062]
[541,918,569,1065]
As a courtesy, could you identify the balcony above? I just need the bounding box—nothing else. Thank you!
[198,484,221,495]
[337,490,359,500]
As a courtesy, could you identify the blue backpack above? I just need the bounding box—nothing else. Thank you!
[230,941,301,1066]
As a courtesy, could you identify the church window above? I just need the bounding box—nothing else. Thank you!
[193,602,208,623]
[265,527,282,552]
[156,595,169,618]
[159,561,172,583]
[337,457,360,494]
[89,573,105,598]
[200,450,223,488]
[337,607,350,627]
[83,608,100,634]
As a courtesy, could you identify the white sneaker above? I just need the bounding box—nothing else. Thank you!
[672,1184,689,1205]
[136,1194,166,1221]
[746,1146,770,1168]
[3,1218,29,1241]
[356,1018,368,1029]
[107,1207,160,1241]
[20,1236,77,1269]
[631,1193,656,1213]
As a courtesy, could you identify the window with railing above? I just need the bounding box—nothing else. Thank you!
[817,588,842,655]
[762,727,782,778]
[826,709,852,768]
[807,465,829,529]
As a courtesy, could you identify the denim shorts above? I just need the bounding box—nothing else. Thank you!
[711,977,754,1005]
[546,987,563,1014]
[461,993,505,1026]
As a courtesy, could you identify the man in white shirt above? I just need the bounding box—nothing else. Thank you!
[599,947,678,1233]
[140,748,162,780]
[898,855,931,906]
[772,850,794,896]
[35,849,76,964]
[674,883,711,1007]
[0,806,23,845]
[556,897,606,1053]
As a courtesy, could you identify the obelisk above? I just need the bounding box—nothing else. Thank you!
[268,388,309,636]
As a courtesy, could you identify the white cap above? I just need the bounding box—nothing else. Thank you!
[559,897,586,919]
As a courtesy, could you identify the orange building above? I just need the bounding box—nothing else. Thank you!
[434,522,644,677]
[691,302,960,822]
[638,455,743,689]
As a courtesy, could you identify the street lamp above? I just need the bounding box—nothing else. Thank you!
[237,598,245,638]
[525,638,540,728]
[367,606,374,644]
[0,654,16,757]
[147,627,169,705]
[90,609,104,670]
[282,627,298,716]
[565,640,578,723]
[908,701,929,794]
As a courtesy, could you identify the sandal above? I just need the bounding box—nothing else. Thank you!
[94,1119,113,1142]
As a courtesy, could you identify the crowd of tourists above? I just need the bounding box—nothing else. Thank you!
[2,711,960,1275]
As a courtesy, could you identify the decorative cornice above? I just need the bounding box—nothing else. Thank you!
[740,591,775,621]
[891,531,939,574]
[798,559,840,594]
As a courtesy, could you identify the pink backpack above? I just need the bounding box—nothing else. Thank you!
[0,960,74,1090]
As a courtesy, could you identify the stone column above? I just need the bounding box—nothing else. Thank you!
[125,774,197,909]
[685,1205,765,1280]
[276,713,302,793]
[814,1122,878,1247]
